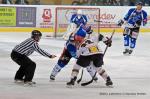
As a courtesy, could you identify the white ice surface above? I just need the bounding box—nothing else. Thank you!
[0,32,150,99]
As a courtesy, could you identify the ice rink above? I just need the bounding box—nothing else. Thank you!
[0,32,150,99]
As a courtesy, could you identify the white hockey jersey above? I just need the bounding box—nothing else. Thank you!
[77,39,103,56]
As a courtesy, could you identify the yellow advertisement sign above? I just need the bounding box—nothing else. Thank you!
[0,7,16,26]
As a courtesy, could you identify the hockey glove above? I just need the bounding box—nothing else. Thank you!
[87,30,93,34]
[143,19,147,26]
[117,19,124,26]
[84,26,93,34]
[134,20,141,27]
[104,37,112,47]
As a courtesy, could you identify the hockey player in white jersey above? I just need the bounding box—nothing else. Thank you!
[66,33,113,86]
[63,9,88,40]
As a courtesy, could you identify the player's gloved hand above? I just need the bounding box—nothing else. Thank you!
[143,19,147,26]
[117,19,124,26]
[104,37,112,47]
[49,55,57,58]
[134,20,141,27]
[85,26,93,34]
[87,30,93,34]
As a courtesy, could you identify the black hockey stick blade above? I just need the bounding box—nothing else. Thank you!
[77,69,84,84]
[81,72,97,86]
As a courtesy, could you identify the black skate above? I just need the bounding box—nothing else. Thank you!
[66,77,77,86]
[14,79,24,84]
[24,81,36,87]
[128,50,133,54]
[93,77,98,82]
[123,49,129,55]
[106,76,113,86]
[50,75,55,81]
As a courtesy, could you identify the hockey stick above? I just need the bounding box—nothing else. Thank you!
[81,29,115,86]
[81,71,97,86]
[77,69,84,84]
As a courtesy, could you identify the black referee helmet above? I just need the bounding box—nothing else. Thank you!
[31,30,42,38]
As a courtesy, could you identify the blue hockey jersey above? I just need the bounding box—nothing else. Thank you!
[70,14,87,27]
[124,8,147,27]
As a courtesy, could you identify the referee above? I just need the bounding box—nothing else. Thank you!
[11,30,56,85]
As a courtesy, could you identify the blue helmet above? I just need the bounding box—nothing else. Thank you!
[74,28,86,42]
[76,27,86,38]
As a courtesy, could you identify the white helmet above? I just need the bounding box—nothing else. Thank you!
[77,9,83,15]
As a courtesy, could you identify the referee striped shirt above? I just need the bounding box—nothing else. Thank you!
[13,38,52,57]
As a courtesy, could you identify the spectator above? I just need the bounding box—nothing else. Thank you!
[141,0,150,6]
[72,0,81,5]
[80,0,90,5]
[90,0,103,6]
[2,0,13,4]
[31,0,40,5]
[15,0,29,5]
[122,0,129,6]
[129,0,136,6]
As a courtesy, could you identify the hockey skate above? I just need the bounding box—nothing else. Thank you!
[123,49,129,55]
[105,76,113,87]
[50,75,55,81]
[93,77,98,82]
[66,77,77,86]
[128,50,133,54]
[14,79,24,84]
[123,49,133,55]
[24,81,36,87]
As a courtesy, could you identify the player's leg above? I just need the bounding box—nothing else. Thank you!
[67,55,91,86]
[50,48,72,80]
[123,27,130,54]
[129,28,139,54]
[86,64,98,81]
[93,54,113,86]
[129,37,136,54]
[123,34,130,54]
[66,64,81,86]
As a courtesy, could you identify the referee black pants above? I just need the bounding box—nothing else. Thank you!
[11,51,36,82]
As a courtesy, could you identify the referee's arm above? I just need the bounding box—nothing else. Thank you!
[33,42,53,58]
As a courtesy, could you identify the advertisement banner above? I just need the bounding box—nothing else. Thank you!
[16,7,36,27]
[36,7,55,29]
[99,7,128,28]
[99,6,150,28]
[0,7,16,27]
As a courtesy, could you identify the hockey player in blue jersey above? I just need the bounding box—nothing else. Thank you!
[118,2,147,55]
[50,26,98,81]
[71,9,87,28]
[63,9,88,40]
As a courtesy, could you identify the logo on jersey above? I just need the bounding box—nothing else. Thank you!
[42,9,52,22]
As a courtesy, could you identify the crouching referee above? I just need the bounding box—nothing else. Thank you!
[11,30,56,85]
